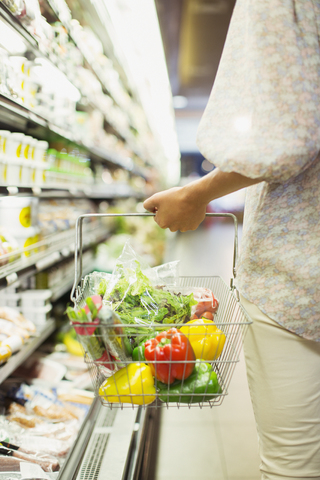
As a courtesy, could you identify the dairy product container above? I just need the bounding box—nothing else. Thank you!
[21,302,52,325]
[0,130,10,184]
[5,132,25,185]
[0,196,38,231]
[14,225,40,258]
[20,135,33,185]
[20,289,52,308]
[33,140,48,163]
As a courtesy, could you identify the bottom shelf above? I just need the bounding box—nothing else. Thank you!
[0,318,56,384]
[58,401,161,480]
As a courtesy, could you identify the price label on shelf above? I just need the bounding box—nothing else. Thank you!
[6,272,18,286]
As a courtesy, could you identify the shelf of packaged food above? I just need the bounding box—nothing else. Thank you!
[44,0,141,130]
[0,1,143,157]
[0,1,39,51]
[0,223,109,290]
[0,93,148,180]
[0,183,145,200]
[0,317,56,384]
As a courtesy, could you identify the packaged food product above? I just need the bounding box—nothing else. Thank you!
[20,289,52,308]
[0,306,36,332]
[12,356,67,385]
[0,335,24,365]
[5,132,25,185]
[0,196,37,230]
[0,318,30,340]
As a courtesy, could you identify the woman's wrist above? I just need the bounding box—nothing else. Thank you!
[183,167,262,207]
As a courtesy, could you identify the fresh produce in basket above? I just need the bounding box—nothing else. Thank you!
[144,328,195,384]
[157,360,222,404]
[66,295,132,371]
[132,333,159,362]
[100,263,197,336]
[71,242,225,404]
[191,288,219,318]
[98,363,156,405]
[180,318,226,361]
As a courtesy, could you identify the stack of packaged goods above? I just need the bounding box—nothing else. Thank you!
[0,196,40,261]
[0,306,36,365]
[0,350,93,473]
[0,130,94,189]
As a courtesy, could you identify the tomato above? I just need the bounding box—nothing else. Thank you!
[193,288,219,316]
[202,311,214,320]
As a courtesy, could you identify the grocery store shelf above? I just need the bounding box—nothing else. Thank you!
[0,93,148,178]
[50,257,94,302]
[0,318,56,384]
[0,1,143,159]
[0,2,39,51]
[90,146,148,179]
[0,224,109,290]
[0,182,144,199]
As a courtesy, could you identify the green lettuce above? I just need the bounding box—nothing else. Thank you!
[99,261,197,345]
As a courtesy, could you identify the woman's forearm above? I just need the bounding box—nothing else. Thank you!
[143,167,263,232]
[183,167,262,205]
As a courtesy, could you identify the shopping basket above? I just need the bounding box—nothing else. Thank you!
[70,212,252,408]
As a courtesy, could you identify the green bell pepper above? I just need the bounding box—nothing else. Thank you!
[132,333,159,362]
[157,360,222,403]
[132,342,146,362]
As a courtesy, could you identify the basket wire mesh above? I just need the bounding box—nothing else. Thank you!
[70,213,252,409]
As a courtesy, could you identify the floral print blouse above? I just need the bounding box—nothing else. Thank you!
[196,0,320,341]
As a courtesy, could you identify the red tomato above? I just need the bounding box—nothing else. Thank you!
[202,311,214,320]
[193,288,219,316]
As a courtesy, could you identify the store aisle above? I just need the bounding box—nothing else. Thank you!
[155,219,260,480]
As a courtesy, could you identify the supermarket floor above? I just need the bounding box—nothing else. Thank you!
[155,218,261,480]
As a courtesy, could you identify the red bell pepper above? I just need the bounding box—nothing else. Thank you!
[144,328,195,384]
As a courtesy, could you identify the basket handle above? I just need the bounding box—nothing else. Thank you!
[70,212,239,304]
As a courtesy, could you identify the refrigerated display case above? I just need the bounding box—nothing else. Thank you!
[0,0,168,477]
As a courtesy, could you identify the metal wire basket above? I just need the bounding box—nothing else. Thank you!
[70,213,252,409]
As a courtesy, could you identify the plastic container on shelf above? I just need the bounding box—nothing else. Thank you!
[14,225,40,258]
[28,137,38,161]
[0,291,20,308]
[19,135,33,185]
[5,132,25,185]
[33,140,48,163]
[0,196,38,230]
[21,302,52,325]
[33,160,47,186]
[0,130,10,183]
[20,289,52,308]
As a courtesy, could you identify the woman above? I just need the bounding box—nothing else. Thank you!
[144,1,320,479]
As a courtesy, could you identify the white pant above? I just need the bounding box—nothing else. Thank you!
[240,294,320,480]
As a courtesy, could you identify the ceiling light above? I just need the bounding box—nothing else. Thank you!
[99,0,181,184]
[173,95,188,109]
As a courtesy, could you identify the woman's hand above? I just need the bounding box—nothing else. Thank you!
[143,167,262,232]
[143,186,207,232]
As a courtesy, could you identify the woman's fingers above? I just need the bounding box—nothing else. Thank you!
[143,194,159,213]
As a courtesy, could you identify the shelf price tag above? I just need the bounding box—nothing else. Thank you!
[6,272,18,286]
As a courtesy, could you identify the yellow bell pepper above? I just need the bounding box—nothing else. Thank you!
[180,318,226,361]
[99,363,156,405]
